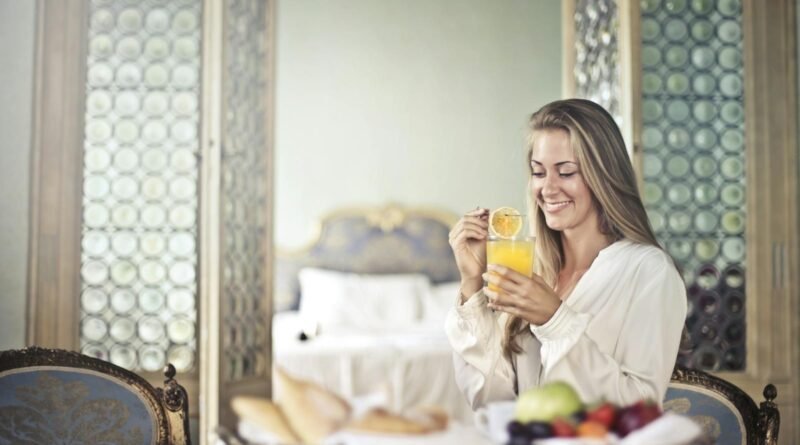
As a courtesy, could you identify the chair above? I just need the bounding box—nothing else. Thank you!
[664,365,780,445]
[0,346,191,445]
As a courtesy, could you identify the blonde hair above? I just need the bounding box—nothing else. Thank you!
[502,98,663,356]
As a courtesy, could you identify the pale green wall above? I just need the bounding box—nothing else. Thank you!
[0,0,35,349]
[274,0,563,248]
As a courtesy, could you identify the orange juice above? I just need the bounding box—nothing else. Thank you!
[486,237,535,291]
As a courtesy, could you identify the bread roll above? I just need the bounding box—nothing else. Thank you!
[230,396,300,444]
[274,366,352,444]
[346,406,449,435]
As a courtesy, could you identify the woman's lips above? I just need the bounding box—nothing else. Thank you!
[542,201,572,213]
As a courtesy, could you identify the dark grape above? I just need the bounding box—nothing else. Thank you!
[570,410,587,424]
[525,421,553,439]
[506,420,528,439]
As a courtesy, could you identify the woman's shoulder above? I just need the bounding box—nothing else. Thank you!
[602,239,676,271]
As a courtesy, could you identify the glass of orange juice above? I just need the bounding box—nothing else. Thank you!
[486,207,534,291]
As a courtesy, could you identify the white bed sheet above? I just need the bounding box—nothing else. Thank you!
[272,310,473,425]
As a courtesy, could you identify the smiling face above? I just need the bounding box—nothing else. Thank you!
[530,129,600,236]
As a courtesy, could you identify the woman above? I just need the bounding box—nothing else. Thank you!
[446,99,686,410]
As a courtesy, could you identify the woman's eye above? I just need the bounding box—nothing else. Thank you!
[531,172,545,178]
[559,172,577,178]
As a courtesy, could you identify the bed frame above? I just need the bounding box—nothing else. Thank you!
[274,204,460,311]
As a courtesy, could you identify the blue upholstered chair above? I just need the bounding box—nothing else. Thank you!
[664,365,779,445]
[0,347,190,445]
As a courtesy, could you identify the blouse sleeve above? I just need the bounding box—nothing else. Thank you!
[444,290,517,410]
[530,255,687,406]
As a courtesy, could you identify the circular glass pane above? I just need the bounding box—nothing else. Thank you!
[111,261,137,286]
[110,346,137,369]
[648,210,665,232]
[144,36,170,60]
[142,149,168,171]
[112,232,137,256]
[146,9,170,33]
[665,19,688,41]
[110,318,136,342]
[691,0,714,14]
[668,211,691,233]
[85,149,111,171]
[643,73,663,94]
[694,211,718,233]
[82,317,107,342]
[117,8,143,33]
[82,344,109,361]
[170,176,196,200]
[115,64,141,88]
[169,262,196,285]
[140,261,166,285]
[168,318,195,343]
[667,240,692,261]
[721,129,744,152]
[116,37,141,60]
[664,0,687,14]
[140,289,165,313]
[86,120,112,142]
[717,20,742,43]
[642,127,663,149]
[721,157,744,178]
[721,101,744,124]
[692,74,716,96]
[168,289,195,313]
[111,289,137,313]
[112,176,139,200]
[693,101,717,123]
[643,183,662,205]
[111,205,138,228]
[142,206,167,227]
[87,91,112,115]
[143,92,169,115]
[88,64,113,87]
[693,127,717,150]
[138,317,165,343]
[84,176,110,199]
[168,346,194,372]
[666,155,690,177]
[695,239,720,261]
[641,0,661,13]
[642,19,660,41]
[81,261,108,285]
[143,121,168,144]
[172,10,198,33]
[720,74,743,97]
[722,238,745,261]
[666,100,690,120]
[170,206,196,228]
[721,211,745,234]
[145,65,169,87]
[172,149,197,171]
[690,19,714,42]
[691,47,715,69]
[642,100,663,123]
[84,204,109,228]
[172,93,198,115]
[667,73,691,96]
[81,289,108,313]
[721,183,745,206]
[642,46,661,68]
[174,37,199,59]
[719,47,742,70]
[142,177,167,200]
[643,154,663,178]
[171,120,197,143]
[141,233,166,256]
[667,128,690,149]
[140,346,166,372]
[114,120,139,144]
[169,233,195,257]
[91,9,114,31]
[664,46,688,68]
[89,35,113,59]
[82,232,109,257]
[718,0,742,16]
[694,182,718,206]
[667,184,692,206]
[693,156,717,178]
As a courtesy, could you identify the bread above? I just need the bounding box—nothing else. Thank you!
[346,406,449,435]
[230,396,300,444]
[274,366,352,444]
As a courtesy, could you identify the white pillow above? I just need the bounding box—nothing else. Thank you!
[421,281,461,326]
[298,268,431,334]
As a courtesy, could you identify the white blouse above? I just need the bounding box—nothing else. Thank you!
[445,239,687,410]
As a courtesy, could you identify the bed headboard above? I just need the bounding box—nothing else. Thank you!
[274,204,460,311]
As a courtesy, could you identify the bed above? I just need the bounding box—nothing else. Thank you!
[272,204,474,425]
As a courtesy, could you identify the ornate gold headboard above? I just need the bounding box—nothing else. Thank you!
[274,204,460,311]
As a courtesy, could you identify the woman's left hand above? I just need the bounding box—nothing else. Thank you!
[483,265,562,326]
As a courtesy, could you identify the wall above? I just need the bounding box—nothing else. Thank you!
[0,0,35,349]
[274,0,563,248]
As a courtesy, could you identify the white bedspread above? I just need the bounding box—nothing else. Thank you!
[272,311,473,424]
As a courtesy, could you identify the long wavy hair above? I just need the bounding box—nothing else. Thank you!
[502,99,663,356]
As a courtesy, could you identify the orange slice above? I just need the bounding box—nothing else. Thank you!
[489,207,523,238]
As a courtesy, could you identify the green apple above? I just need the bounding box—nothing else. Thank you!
[514,381,584,423]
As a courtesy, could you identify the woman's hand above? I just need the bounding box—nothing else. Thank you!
[448,207,489,296]
[483,265,562,326]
